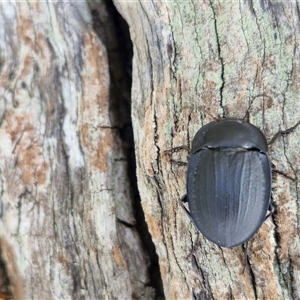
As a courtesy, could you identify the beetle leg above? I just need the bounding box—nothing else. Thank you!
[180,195,191,219]
[181,196,202,259]
[242,242,250,274]
[181,195,187,203]
[265,203,274,220]
[170,159,188,166]
[180,195,200,231]
[165,146,191,166]
[180,195,200,233]
[268,120,300,146]
[164,145,191,154]
[272,169,296,181]
[260,203,274,225]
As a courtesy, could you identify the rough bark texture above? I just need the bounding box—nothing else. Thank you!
[1,1,300,300]
[0,2,156,299]
[114,1,300,299]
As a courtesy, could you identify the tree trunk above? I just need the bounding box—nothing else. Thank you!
[1,1,300,300]
[0,1,157,299]
[115,1,300,299]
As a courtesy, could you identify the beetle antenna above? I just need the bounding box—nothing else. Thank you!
[243,94,273,122]
[199,106,219,121]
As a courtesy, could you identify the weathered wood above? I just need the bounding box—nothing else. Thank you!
[115,1,300,299]
[0,2,154,299]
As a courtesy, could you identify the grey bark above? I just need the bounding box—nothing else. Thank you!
[1,1,300,300]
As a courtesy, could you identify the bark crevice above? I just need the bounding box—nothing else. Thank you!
[0,245,12,299]
[88,1,164,298]
[209,0,225,116]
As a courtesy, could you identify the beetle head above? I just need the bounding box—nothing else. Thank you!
[192,119,268,153]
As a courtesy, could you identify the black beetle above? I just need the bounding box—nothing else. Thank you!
[177,117,300,248]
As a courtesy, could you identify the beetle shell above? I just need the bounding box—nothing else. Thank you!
[186,119,271,248]
[191,118,268,152]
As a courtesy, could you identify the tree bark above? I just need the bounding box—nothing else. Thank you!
[1,1,300,300]
[0,1,155,299]
[115,1,300,299]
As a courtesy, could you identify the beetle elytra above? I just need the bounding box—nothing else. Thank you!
[175,117,300,248]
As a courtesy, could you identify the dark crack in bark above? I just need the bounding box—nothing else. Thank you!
[209,0,225,117]
[89,1,164,298]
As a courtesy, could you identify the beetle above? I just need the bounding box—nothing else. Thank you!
[175,117,300,248]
